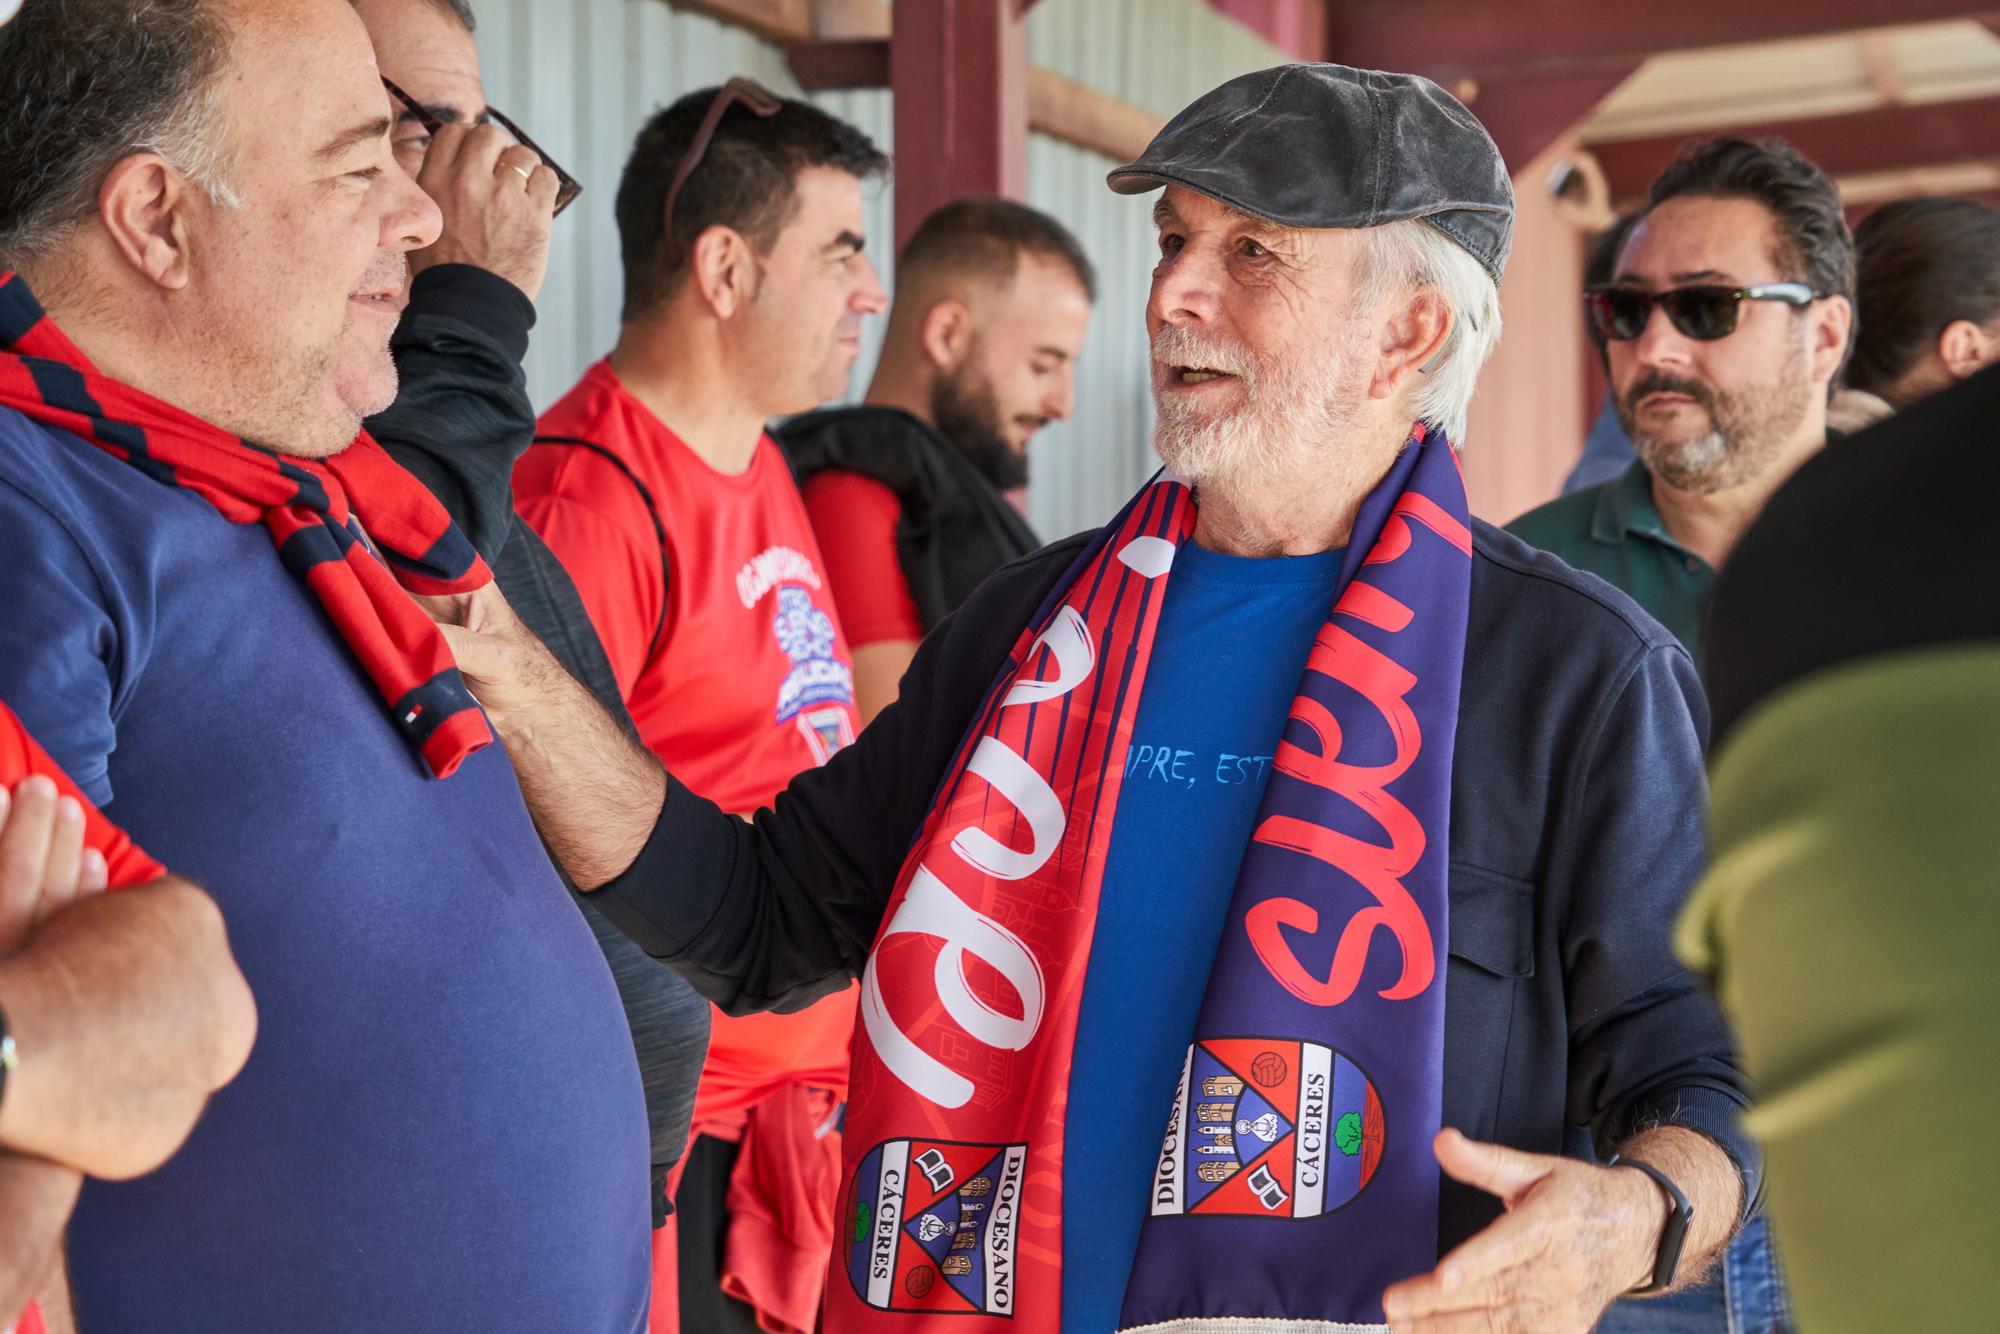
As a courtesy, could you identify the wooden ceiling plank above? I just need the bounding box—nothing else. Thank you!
[1327,0,2000,81]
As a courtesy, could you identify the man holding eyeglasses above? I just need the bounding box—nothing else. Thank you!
[512,83,888,1334]
[352,3,716,1319]
[1509,137,1855,667]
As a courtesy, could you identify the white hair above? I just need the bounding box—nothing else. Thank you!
[1351,219,1502,444]
[148,77,243,213]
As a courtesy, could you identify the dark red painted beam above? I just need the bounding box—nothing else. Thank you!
[1468,67,1638,169]
[1848,189,2000,225]
[890,0,1030,249]
[1590,94,2000,203]
[788,38,888,92]
[1328,0,2000,81]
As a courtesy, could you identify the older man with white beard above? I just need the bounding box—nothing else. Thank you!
[434,65,1755,1334]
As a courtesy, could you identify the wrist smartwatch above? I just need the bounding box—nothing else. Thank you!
[1606,1153,1693,1294]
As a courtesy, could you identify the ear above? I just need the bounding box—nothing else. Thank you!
[1808,294,1853,387]
[98,154,195,292]
[1937,318,1990,381]
[1371,287,1451,403]
[918,298,973,372]
[688,224,756,320]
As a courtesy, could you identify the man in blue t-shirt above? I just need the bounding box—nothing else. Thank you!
[0,3,649,1329]
[434,64,1758,1334]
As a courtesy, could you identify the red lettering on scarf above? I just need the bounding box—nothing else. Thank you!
[1246,604,1436,1007]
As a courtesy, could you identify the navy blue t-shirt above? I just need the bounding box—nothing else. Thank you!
[0,411,651,1332]
[1062,541,1343,1333]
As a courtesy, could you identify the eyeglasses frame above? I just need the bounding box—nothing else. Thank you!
[1583,281,1823,342]
[381,75,583,218]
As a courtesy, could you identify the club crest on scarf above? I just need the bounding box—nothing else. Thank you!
[1152,1038,1385,1221]
[844,1138,1029,1316]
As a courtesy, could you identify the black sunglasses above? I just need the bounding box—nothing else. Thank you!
[1584,282,1821,342]
[661,77,785,267]
[381,76,582,218]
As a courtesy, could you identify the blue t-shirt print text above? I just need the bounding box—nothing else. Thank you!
[1124,741,1275,792]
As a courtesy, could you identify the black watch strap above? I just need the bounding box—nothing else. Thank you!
[0,999,13,1113]
[1607,1153,1693,1294]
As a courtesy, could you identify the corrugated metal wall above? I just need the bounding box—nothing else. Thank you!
[1021,0,1290,536]
[470,0,1287,537]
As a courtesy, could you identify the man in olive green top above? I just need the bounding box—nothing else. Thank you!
[1679,360,2000,1334]
[1508,136,1853,668]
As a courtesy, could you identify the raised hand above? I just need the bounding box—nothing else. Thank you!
[410,120,559,302]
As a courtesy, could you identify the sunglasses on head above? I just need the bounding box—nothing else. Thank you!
[1584,282,1821,342]
[381,76,583,218]
[661,77,785,267]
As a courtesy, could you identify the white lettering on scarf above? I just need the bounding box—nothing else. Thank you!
[858,603,1103,1107]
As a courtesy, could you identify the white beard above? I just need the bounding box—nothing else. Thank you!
[1151,320,1372,493]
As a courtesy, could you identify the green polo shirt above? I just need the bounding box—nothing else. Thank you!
[1505,460,1715,663]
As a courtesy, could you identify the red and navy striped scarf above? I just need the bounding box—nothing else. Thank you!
[833,429,1471,1332]
[0,271,493,779]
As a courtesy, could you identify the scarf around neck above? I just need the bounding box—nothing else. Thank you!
[0,271,493,779]
[831,428,1472,1332]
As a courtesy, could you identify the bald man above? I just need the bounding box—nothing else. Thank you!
[780,197,1094,723]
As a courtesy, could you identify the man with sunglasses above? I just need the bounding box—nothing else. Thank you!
[352,4,715,1326]
[1508,136,1851,1334]
[511,83,888,1334]
[1510,137,1855,666]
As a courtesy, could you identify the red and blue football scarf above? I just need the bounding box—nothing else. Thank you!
[833,428,1470,1332]
[0,272,493,779]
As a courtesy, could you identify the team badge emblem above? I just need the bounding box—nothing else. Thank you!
[1151,1037,1383,1219]
[797,705,856,764]
[772,585,855,730]
[844,1138,1027,1316]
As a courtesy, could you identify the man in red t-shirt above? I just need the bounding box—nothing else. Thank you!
[0,702,255,1334]
[781,198,1096,724]
[513,86,887,1334]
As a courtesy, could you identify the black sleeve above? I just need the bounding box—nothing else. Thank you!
[1705,368,2000,748]
[587,540,1079,1015]
[1557,643,1764,1215]
[365,264,537,565]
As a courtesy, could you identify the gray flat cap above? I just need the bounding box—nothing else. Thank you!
[1108,63,1514,283]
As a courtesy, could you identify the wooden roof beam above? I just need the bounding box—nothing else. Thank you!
[1589,93,2000,203]
[1327,0,2000,82]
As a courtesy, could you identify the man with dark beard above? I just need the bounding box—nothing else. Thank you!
[1507,136,1851,1334]
[780,198,1094,723]
[1509,137,1854,665]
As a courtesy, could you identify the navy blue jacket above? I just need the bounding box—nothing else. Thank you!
[590,516,1758,1253]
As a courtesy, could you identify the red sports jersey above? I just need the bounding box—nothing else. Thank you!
[799,469,924,649]
[0,699,163,891]
[517,360,858,1129]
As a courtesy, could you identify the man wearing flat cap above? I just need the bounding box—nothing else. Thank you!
[434,64,1753,1334]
